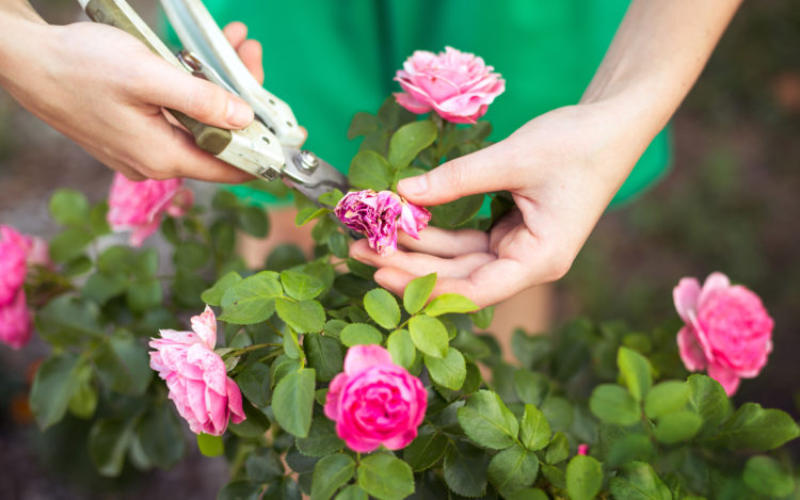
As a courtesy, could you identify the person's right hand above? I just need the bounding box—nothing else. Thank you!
[0,17,265,182]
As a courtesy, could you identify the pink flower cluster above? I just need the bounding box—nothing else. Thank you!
[674,272,773,395]
[0,225,48,349]
[334,190,430,256]
[107,173,194,247]
[395,47,505,124]
[149,306,245,435]
[325,345,427,453]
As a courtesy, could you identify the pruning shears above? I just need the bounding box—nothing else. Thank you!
[76,0,349,204]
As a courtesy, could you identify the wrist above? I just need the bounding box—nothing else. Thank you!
[0,4,48,83]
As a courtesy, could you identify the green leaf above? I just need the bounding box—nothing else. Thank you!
[68,364,97,419]
[49,227,93,263]
[387,120,438,169]
[281,270,325,301]
[174,240,210,270]
[228,402,271,438]
[424,348,466,390]
[310,453,356,500]
[708,402,800,451]
[328,232,350,259]
[387,329,416,369]
[276,298,325,333]
[430,194,484,229]
[83,272,127,305]
[296,416,344,457]
[88,417,135,477]
[197,433,224,457]
[202,271,243,307]
[335,485,368,500]
[236,362,272,407]
[35,295,104,348]
[340,323,383,347]
[364,288,401,329]
[488,444,539,495]
[743,455,795,498]
[283,328,304,360]
[408,315,448,358]
[687,374,732,436]
[566,455,603,500]
[137,404,184,468]
[545,432,569,464]
[272,368,316,438]
[608,461,671,500]
[457,390,519,449]
[220,271,281,324]
[266,244,307,271]
[617,346,652,401]
[513,370,549,407]
[348,111,379,139]
[30,354,81,429]
[443,442,489,497]
[49,188,89,226]
[606,433,655,468]
[403,273,436,314]
[126,278,162,312]
[349,150,392,191]
[94,332,152,395]
[644,381,690,419]
[304,333,344,382]
[89,201,111,235]
[62,255,92,277]
[237,205,269,237]
[218,481,262,500]
[423,293,478,316]
[403,430,448,471]
[357,453,415,500]
[245,449,283,482]
[504,488,549,500]
[653,410,702,444]
[589,384,641,426]
[520,404,551,451]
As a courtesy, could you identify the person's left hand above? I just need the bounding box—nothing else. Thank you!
[348,101,649,307]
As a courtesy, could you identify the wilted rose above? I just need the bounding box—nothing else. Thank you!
[674,272,773,395]
[149,306,245,435]
[324,345,427,453]
[394,46,505,124]
[107,173,194,247]
[334,190,430,256]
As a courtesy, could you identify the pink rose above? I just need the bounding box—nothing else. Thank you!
[324,345,427,453]
[394,46,505,124]
[107,173,194,247]
[0,225,31,305]
[674,272,774,395]
[149,306,245,435]
[0,291,32,349]
[26,237,50,268]
[334,190,431,256]
[577,444,589,456]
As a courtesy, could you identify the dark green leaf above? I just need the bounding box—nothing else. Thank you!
[68,363,97,419]
[364,288,401,329]
[83,272,127,305]
[349,150,392,191]
[296,416,344,457]
[88,417,135,477]
[743,455,795,498]
[520,404,551,451]
[457,390,519,449]
[174,240,211,270]
[276,298,325,333]
[218,480,262,500]
[708,402,800,451]
[403,429,448,471]
[403,273,436,314]
[606,433,655,468]
[237,205,269,237]
[272,368,316,438]
[126,278,162,312]
[89,201,111,235]
[49,227,93,263]
[488,444,539,495]
[513,370,549,407]
[266,244,307,271]
[348,112,379,139]
[545,432,569,464]
[430,195,483,229]
[443,442,489,497]
[589,384,640,426]
[94,332,152,395]
[688,374,732,437]
[387,120,438,169]
[409,315,448,358]
[136,404,184,467]
[202,271,243,307]
[245,449,284,482]
[304,333,344,382]
[228,402,271,438]
[35,295,104,348]
[358,453,415,500]
[310,453,355,500]
[617,346,652,401]
[424,348,466,390]
[30,354,81,428]
[608,461,671,500]
[566,455,603,500]
[236,362,272,407]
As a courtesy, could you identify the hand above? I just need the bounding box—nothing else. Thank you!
[350,102,646,307]
[0,16,265,182]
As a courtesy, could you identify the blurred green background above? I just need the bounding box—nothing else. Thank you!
[1,0,799,498]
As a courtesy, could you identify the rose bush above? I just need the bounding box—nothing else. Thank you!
[3,47,798,500]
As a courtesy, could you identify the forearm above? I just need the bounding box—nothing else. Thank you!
[583,0,741,157]
[0,1,48,84]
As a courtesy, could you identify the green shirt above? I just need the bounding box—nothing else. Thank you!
[174,0,669,207]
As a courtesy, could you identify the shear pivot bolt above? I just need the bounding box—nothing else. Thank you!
[295,150,319,173]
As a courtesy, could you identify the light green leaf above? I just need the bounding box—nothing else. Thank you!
[566,455,603,500]
[387,329,416,369]
[197,433,224,457]
[281,270,325,301]
[424,348,466,390]
[340,323,383,347]
[318,189,345,207]
[220,271,281,324]
[272,368,316,438]
[644,381,690,419]
[276,298,325,333]
[520,404,551,451]
[357,453,415,500]
[335,485,368,500]
[687,374,732,436]
[388,120,438,170]
[364,288,401,329]
[283,328,303,360]
[743,455,795,498]
[202,272,243,307]
[513,370,549,407]
[545,432,569,464]
[423,293,478,316]
[49,188,89,226]
[488,444,539,495]
[49,228,93,263]
[457,390,519,450]
[403,273,436,314]
[67,363,96,419]
[311,453,356,500]
[589,384,641,426]
[349,150,392,191]
[408,315,448,359]
[430,194,483,229]
[653,410,702,444]
[617,346,652,401]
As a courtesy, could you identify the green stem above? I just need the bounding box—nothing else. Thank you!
[225,343,282,358]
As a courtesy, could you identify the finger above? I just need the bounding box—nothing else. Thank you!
[397,141,520,206]
[237,39,264,85]
[134,57,254,129]
[223,22,248,48]
[349,239,493,279]
[397,227,489,257]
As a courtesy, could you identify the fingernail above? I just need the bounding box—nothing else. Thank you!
[226,99,253,127]
[398,175,428,196]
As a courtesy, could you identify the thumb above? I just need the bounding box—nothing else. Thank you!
[137,58,254,129]
[397,141,518,206]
